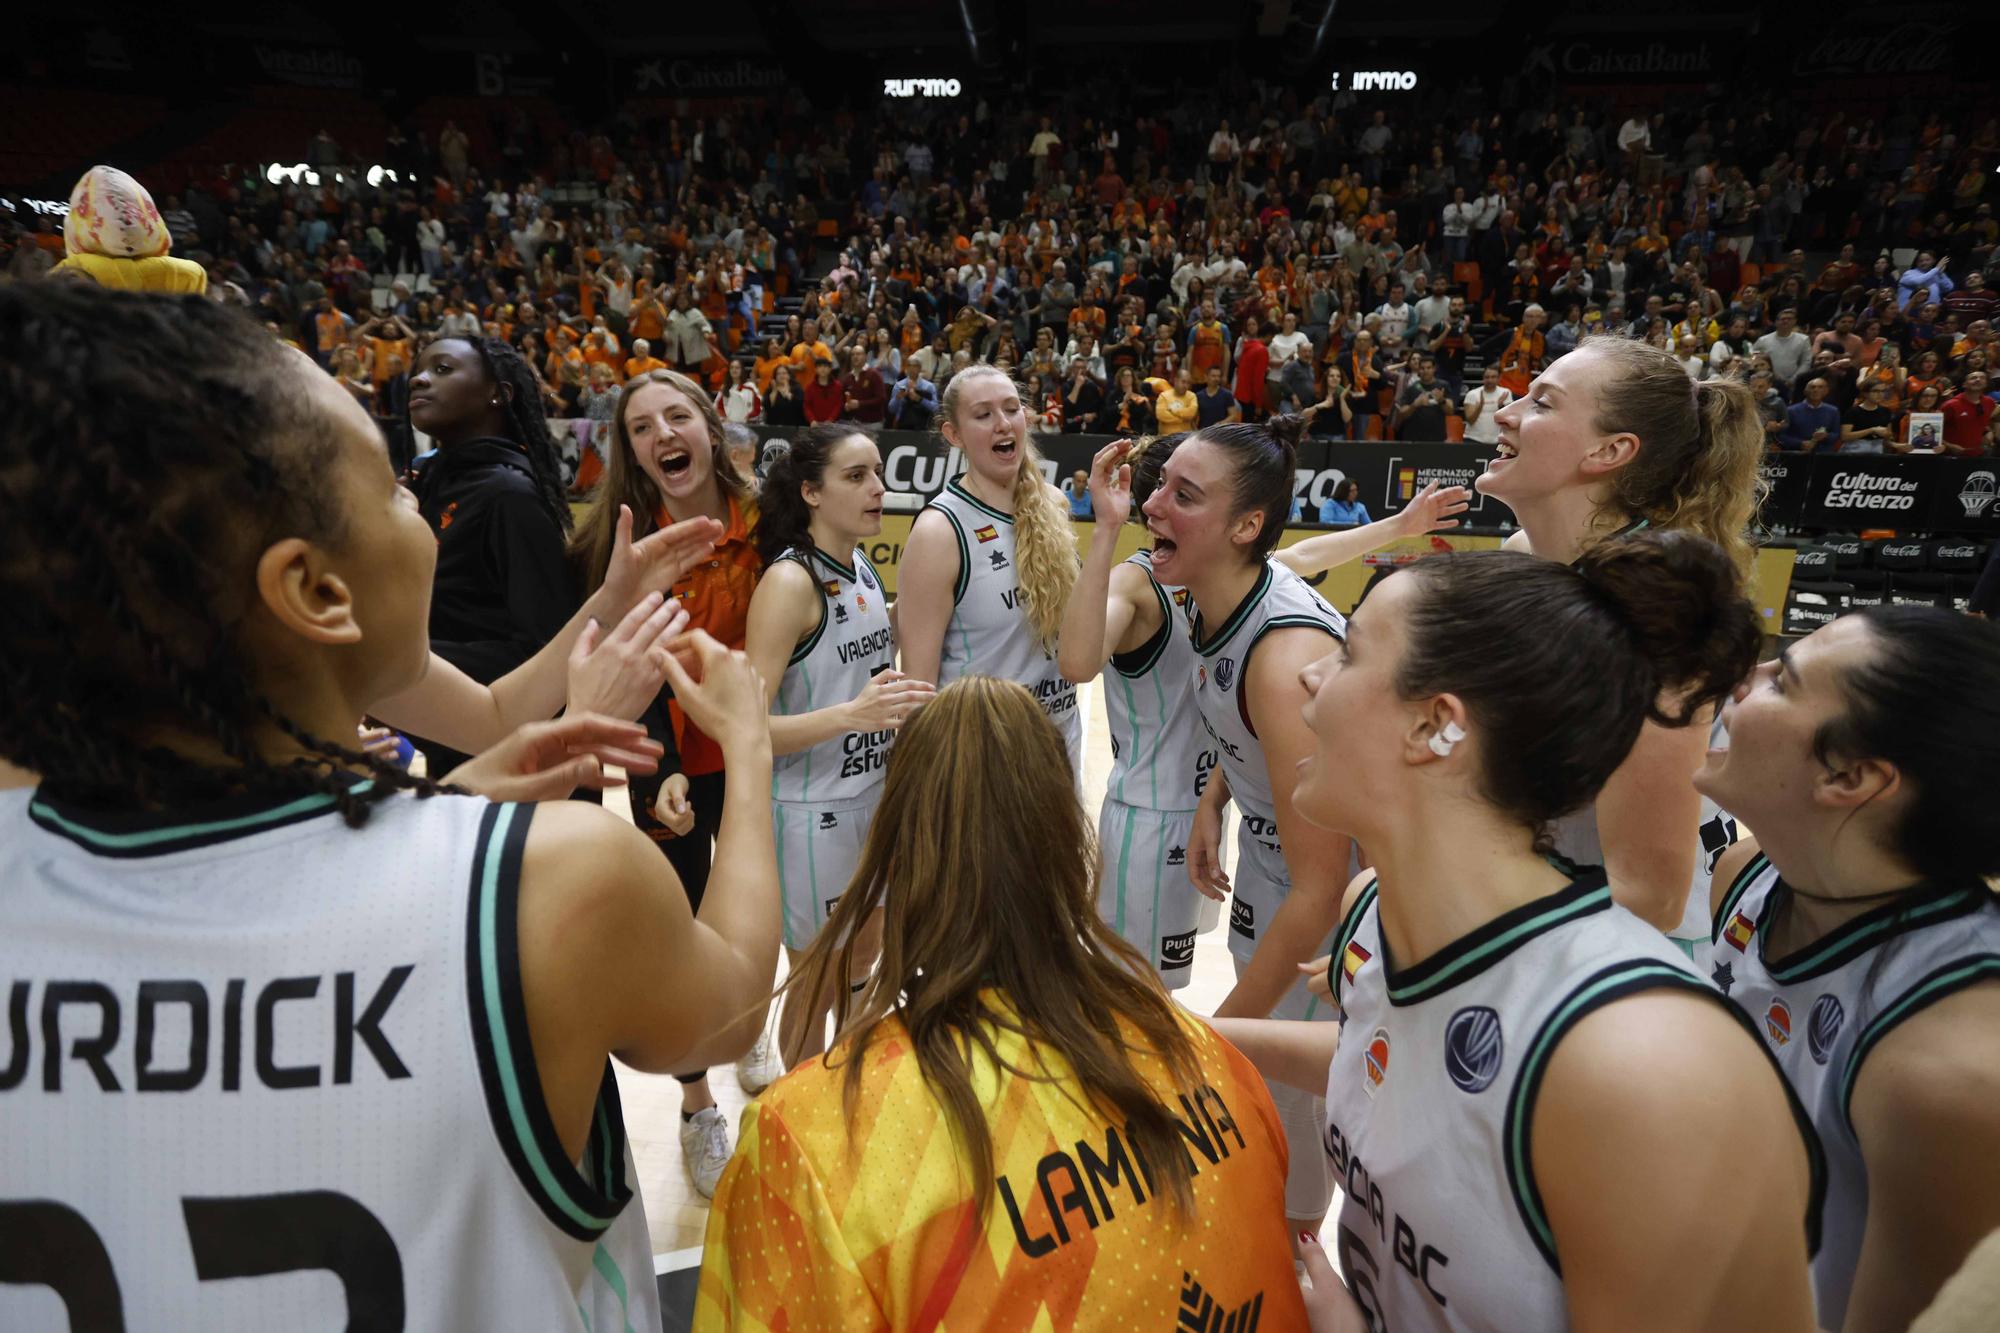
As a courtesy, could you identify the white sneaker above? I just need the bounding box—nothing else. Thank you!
[680,1106,733,1199]
[736,1030,785,1094]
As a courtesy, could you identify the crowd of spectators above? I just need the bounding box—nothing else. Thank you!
[6,75,1998,464]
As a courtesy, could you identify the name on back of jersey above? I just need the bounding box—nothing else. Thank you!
[7,967,414,1094]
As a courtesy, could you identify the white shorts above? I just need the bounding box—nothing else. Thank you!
[774,792,878,951]
[1226,819,1291,964]
[1098,798,1202,990]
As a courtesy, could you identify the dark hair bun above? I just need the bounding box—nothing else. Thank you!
[1266,412,1309,459]
[1575,530,1761,724]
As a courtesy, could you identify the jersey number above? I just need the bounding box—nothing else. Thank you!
[1335,1221,1389,1333]
[0,1191,404,1330]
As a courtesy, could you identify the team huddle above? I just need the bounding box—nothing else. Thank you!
[2,281,1997,1333]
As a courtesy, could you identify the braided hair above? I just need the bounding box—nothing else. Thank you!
[407,334,573,533]
[0,282,446,826]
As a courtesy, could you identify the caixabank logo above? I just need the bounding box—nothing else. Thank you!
[1822,470,1919,512]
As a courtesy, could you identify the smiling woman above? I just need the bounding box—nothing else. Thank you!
[569,367,770,1193]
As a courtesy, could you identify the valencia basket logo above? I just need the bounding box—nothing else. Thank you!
[1444,1006,1503,1094]
[1960,470,1996,520]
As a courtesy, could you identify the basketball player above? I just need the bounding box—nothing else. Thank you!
[1058,433,1467,990]
[1219,531,1822,1331]
[570,368,771,1193]
[898,366,1084,775]
[744,424,934,1064]
[0,284,781,1330]
[1138,415,1351,1233]
[1699,607,2000,1332]
[699,678,1308,1329]
[1481,334,1766,956]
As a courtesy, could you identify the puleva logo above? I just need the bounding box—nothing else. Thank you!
[1160,930,1196,968]
[1765,996,1793,1048]
[975,524,999,543]
[1444,1006,1504,1094]
[1215,657,1237,691]
[1230,898,1254,938]
[1807,993,1844,1066]
[1362,1028,1391,1097]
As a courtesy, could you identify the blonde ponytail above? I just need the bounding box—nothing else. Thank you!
[1581,335,1765,587]
[1011,440,1080,652]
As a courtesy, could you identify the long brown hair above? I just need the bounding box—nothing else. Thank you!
[569,368,752,590]
[940,365,1077,652]
[787,677,1204,1219]
[1577,335,1765,584]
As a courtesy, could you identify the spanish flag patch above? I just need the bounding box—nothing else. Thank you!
[1725,910,1757,951]
[1341,939,1372,988]
[823,580,842,597]
[974,524,999,543]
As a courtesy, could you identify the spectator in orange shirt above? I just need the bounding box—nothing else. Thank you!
[752,336,790,394]
[582,327,623,377]
[790,318,835,383]
[625,339,668,380]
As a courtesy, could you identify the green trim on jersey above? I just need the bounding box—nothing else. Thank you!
[1112,576,1174,679]
[1712,851,1770,942]
[809,545,860,584]
[1191,563,1274,657]
[1503,958,1826,1274]
[929,503,973,606]
[1382,875,1613,1007]
[1838,952,2000,1130]
[1330,879,1381,1008]
[1760,885,1993,984]
[945,478,1014,523]
[465,801,634,1242]
[776,552,829,667]
[28,780,374,858]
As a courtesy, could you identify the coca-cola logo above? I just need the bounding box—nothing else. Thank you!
[1790,22,1957,78]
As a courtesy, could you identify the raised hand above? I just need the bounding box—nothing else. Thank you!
[567,592,691,720]
[599,504,724,614]
[1392,482,1472,537]
[443,714,665,802]
[1088,437,1137,528]
[657,630,770,755]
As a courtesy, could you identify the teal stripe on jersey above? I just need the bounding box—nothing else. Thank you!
[1146,664,1167,810]
[1838,954,2000,1126]
[1387,887,1612,1005]
[30,780,371,851]
[774,805,790,947]
[590,1241,637,1333]
[476,803,614,1233]
[1505,960,1699,1270]
[1114,806,1136,935]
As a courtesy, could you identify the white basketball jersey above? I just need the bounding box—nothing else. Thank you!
[1189,559,1345,831]
[770,545,897,806]
[1549,712,1740,949]
[1324,867,1825,1333]
[0,787,661,1333]
[1189,560,1344,950]
[1710,853,2000,1331]
[1104,550,1216,813]
[925,481,1082,764]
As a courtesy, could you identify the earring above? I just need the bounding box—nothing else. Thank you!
[1428,721,1467,758]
